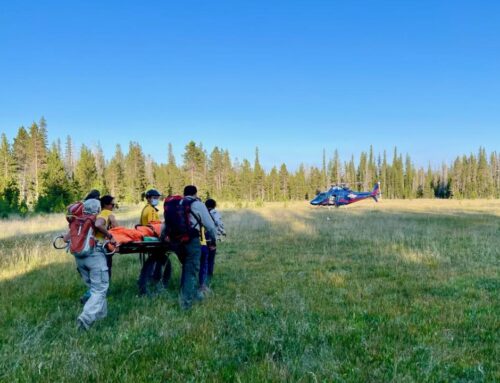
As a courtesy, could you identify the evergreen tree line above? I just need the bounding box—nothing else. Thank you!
[1,118,499,217]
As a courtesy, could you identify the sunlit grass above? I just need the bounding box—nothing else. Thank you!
[0,205,145,240]
[0,200,499,381]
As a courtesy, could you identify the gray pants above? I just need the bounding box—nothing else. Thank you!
[75,248,109,328]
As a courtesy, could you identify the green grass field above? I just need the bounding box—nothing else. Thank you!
[0,200,499,382]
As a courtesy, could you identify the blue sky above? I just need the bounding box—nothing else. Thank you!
[1,0,499,170]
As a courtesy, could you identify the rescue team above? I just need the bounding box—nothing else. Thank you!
[68,185,226,331]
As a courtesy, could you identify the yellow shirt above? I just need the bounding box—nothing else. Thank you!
[95,209,113,241]
[140,204,160,226]
[200,227,207,246]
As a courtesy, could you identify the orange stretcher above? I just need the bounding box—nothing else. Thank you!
[105,223,168,261]
[53,222,169,265]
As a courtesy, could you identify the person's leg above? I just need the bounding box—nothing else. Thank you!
[162,255,172,288]
[76,260,91,290]
[207,247,217,279]
[152,251,167,282]
[137,254,156,295]
[106,253,113,280]
[77,262,92,304]
[176,248,186,288]
[179,238,201,310]
[77,252,109,329]
[199,245,209,287]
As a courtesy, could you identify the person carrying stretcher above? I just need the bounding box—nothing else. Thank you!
[137,188,170,295]
[81,195,119,304]
[166,185,217,310]
[72,199,116,330]
[96,195,119,278]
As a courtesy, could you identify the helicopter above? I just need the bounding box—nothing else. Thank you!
[310,182,381,207]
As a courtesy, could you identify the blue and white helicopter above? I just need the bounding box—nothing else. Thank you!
[310,182,381,207]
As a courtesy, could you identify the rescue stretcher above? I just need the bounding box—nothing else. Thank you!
[52,223,170,265]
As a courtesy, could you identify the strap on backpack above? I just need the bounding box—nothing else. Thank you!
[189,211,203,230]
[183,198,204,236]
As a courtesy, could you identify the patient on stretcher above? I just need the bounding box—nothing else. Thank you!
[106,222,163,252]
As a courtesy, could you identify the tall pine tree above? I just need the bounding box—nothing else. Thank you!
[124,142,147,203]
[28,119,48,204]
[0,133,15,193]
[35,143,74,212]
[253,148,265,201]
[105,144,126,201]
[75,145,98,196]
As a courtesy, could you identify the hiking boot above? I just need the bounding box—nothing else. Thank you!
[77,317,89,332]
[198,284,211,298]
[138,288,150,297]
[179,295,192,311]
[154,283,166,295]
[195,290,204,302]
[161,274,170,289]
[138,279,157,297]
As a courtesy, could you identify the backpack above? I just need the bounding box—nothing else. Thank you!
[162,196,200,243]
[68,213,97,257]
[66,201,84,223]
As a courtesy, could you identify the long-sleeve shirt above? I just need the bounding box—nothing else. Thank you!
[209,209,226,239]
[184,196,217,241]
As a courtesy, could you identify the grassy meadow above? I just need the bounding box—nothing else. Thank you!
[0,199,499,382]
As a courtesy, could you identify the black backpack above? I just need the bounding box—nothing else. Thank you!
[162,196,200,243]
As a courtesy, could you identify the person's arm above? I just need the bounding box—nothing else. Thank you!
[213,211,226,235]
[108,214,118,229]
[192,201,217,240]
[140,205,150,226]
[209,210,219,228]
[95,217,114,241]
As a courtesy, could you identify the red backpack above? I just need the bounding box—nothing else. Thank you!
[68,213,97,257]
[66,201,84,223]
[163,196,200,243]
[65,201,98,257]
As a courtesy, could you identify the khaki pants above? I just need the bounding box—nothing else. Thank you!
[75,248,109,328]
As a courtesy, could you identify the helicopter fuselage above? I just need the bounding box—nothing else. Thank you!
[310,183,380,207]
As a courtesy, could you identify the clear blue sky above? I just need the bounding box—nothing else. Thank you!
[1,0,499,170]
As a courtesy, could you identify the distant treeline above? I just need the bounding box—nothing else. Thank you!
[1,118,499,216]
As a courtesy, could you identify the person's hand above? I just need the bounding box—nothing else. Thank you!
[107,234,117,245]
[209,245,216,251]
